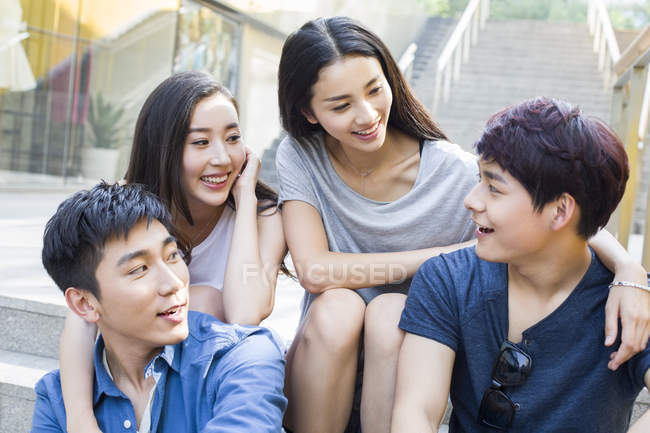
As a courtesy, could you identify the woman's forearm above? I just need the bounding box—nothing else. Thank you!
[222,195,276,325]
[59,311,101,432]
[589,229,646,275]
[295,239,476,294]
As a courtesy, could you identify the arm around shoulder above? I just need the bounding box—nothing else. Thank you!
[202,329,287,432]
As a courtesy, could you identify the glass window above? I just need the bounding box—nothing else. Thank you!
[174,1,241,94]
[1,0,177,184]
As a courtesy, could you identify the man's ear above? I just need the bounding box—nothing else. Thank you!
[549,192,577,232]
[301,108,318,125]
[64,287,101,323]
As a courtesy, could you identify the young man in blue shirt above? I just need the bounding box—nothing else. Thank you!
[32,182,287,432]
[392,97,650,432]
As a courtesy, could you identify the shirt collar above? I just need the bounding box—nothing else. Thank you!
[92,336,180,406]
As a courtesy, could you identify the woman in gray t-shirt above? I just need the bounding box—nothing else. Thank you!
[276,16,648,433]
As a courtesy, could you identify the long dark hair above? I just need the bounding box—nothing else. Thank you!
[125,71,282,267]
[278,16,447,142]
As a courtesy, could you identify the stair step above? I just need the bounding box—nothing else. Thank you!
[0,349,59,433]
[422,18,612,147]
[0,294,66,359]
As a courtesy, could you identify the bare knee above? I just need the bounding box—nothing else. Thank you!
[364,293,406,354]
[301,288,366,354]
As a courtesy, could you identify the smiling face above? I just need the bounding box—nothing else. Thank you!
[304,55,393,153]
[464,159,556,264]
[182,93,246,216]
[92,219,190,352]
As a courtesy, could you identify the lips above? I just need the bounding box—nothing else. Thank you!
[477,226,494,234]
[157,302,187,324]
[200,174,228,184]
[352,119,382,140]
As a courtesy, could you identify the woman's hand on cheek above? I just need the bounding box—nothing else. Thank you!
[605,262,650,371]
[231,147,260,206]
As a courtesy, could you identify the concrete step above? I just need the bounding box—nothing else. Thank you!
[0,349,59,433]
[0,294,66,359]
[430,18,611,147]
[0,294,62,432]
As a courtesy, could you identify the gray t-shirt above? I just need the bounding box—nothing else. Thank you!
[276,133,478,320]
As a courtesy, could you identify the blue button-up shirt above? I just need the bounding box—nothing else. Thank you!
[31,312,287,432]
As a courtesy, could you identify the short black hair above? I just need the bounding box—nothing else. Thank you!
[42,182,183,298]
[475,97,629,238]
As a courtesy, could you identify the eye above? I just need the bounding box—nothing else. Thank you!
[333,103,349,112]
[168,249,181,261]
[369,85,382,95]
[190,139,209,146]
[129,264,147,275]
[226,134,241,143]
[488,184,499,193]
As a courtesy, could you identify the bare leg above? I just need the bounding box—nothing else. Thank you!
[361,293,407,433]
[284,288,366,433]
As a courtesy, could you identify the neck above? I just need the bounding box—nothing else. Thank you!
[326,128,399,175]
[102,336,161,391]
[175,202,225,245]
[507,235,592,298]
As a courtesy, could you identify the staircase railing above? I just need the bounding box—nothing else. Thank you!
[588,0,621,88]
[431,0,490,115]
[608,25,650,268]
[398,42,418,82]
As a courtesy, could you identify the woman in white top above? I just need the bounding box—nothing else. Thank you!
[57,71,287,433]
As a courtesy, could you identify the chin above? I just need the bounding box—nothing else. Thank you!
[475,245,501,263]
[165,325,190,345]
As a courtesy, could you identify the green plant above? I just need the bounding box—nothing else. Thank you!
[87,93,124,149]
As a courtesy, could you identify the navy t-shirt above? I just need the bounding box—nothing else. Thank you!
[400,247,650,433]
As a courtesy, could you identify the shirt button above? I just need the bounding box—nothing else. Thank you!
[123,419,132,429]
[524,338,530,346]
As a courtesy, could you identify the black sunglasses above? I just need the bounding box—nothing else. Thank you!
[477,340,532,430]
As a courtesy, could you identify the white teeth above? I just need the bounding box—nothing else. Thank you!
[201,175,227,184]
[161,306,179,316]
[355,122,379,135]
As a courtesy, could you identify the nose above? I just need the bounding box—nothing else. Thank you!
[355,99,378,126]
[157,261,188,297]
[208,141,231,167]
[463,182,484,212]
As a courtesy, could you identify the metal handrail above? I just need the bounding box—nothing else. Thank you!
[431,0,489,114]
[588,0,621,87]
[608,24,650,268]
[398,42,418,82]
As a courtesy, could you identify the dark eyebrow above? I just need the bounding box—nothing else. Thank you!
[188,127,211,134]
[117,236,178,266]
[482,169,508,184]
[163,236,177,247]
[322,76,380,102]
[117,250,147,267]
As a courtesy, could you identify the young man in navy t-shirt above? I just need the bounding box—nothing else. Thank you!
[392,97,650,433]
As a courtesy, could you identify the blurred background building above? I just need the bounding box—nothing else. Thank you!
[0,0,429,187]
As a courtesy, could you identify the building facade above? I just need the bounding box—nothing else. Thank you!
[0,0,427,186]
